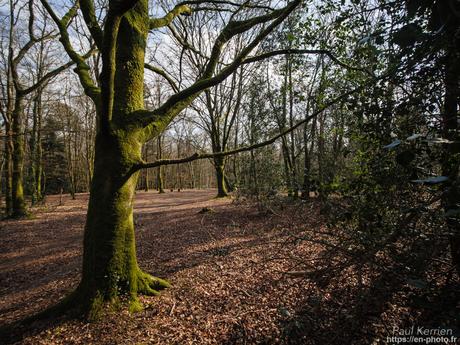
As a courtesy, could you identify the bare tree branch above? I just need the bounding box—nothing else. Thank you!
[145,63,179,92]
[133,82,363,171]
[242,49,372,75]
[178,0,274,11]
[129,0,301,135]
[19,60,75,96]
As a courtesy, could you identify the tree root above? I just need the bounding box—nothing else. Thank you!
[0,270,171,338]
[136,270,170,296]
[129,271,170,312]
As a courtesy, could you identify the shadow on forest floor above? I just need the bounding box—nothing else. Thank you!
[0,190,459,344]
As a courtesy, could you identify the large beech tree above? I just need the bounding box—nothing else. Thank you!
[39,0,300,317]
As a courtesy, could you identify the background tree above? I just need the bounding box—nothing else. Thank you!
[0,0,73,217]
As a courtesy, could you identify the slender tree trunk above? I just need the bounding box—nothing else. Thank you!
[214,155,228,197]
[31,35,47,205]
[144,144,149,191]
[302,94,315,199]
[4,120,13,216]
[84,105,95,192]
[287,56,298,198]
[281,142,291,196]
[30,92,42,204]
[317,112,325,198]
[232,118,239,186]
[302,123,311,199]
[250,149,259,195]
[176,141,182,191]
[156,136,165,193]
[64,129,76,200]
[11,97,27,218]
[189,162,195,189]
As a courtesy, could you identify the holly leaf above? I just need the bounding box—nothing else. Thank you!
[411,176,449,184]
[383,139,401,149]
[406,133,423,141]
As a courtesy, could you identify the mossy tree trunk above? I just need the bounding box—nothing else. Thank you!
[6,0,71,218]
[72,0,170,316]
[75,130,169,318]
[11,97,27,218]
[41,0,300,317]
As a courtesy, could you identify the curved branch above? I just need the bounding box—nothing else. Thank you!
[178,0,274,11]
[150,5,192,30]
[40,0,101,103]
[145,63,179,92]
[165,24,208,60]
[80,0,104,49]
[10,0,60,91]
[130,0,301,134]
[133,82,363,171]
[242,49,373,75]
[19,60,75,96]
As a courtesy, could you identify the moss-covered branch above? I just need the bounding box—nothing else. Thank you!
[39,0,101,104]
[149,4,192,30]
[99,8,122,131]
[128,0,300,137]
[80,0,104,49]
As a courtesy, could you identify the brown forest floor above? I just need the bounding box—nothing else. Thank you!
[0,190,458,345]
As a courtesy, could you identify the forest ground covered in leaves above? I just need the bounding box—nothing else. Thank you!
[1,190,458,345]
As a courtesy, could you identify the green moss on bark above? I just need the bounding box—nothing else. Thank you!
[70,126,169,319]
[11,97,28,218]
[64,1,173,319]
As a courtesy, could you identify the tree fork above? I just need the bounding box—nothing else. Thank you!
[38,0,302,318]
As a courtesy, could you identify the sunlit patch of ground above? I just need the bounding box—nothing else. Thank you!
[0,190,458,344]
